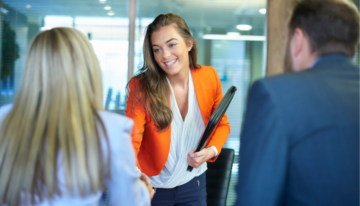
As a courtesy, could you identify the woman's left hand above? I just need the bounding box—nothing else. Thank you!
[187,148,215,168]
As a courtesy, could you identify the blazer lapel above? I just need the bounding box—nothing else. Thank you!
[191,68,209,126]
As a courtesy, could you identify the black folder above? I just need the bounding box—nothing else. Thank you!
[187,86,237,172]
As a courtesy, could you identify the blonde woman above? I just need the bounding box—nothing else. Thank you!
[0,28,151,206]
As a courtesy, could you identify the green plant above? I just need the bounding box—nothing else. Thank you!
[1,20,20,81]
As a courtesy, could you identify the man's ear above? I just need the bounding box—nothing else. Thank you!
[291,28,305,57]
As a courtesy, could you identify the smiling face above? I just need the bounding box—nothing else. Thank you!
[151,24,193,77]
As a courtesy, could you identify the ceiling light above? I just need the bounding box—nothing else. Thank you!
[202,34,265,41]
[104,5,111,10]
[26,4,31,9]
[227,32,240,36]
[75,17,129,26]
[44,16,73,25]
[40,27,50,31]
[259,8,266,14]
[236,24,252,31]
[99,0,106,3]
[108,11,115,16]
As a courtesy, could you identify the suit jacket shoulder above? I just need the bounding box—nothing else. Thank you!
[236,54,359,206]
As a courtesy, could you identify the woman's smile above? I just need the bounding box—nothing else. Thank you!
[164,59,178,68]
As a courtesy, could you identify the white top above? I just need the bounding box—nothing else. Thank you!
[0,104,150,206]
[150,69,217,188]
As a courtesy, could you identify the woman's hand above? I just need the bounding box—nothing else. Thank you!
[187,148,215,168]
[140,173,155,200]
[140,172,151,185]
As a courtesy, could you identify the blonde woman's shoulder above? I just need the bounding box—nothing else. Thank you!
[97,110,134,140]
[98,110,133,126]
[0,104,13,120]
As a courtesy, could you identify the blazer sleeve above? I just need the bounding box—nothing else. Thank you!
[235,80,287,206]
[206,67,231,162]
[125,79,146,170]
[105,115,150,206]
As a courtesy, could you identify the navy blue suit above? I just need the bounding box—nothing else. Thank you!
[235,54,359,206]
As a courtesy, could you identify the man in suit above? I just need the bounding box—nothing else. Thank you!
[235,0,359,206]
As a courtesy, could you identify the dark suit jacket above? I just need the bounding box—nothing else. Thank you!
[235,54,359,206]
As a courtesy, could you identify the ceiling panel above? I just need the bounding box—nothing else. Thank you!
[2,0,266,30]
[3,0,129,17]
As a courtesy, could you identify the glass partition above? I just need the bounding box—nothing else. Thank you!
[0,0,130,111]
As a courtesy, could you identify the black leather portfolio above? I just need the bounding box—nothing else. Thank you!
[187,86,237,172]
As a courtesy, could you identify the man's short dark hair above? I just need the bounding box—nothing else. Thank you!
[289,0,360,57]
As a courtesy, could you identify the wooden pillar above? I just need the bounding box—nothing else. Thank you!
[266,0,292,76]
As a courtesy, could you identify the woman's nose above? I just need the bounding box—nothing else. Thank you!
[162,49,171,59]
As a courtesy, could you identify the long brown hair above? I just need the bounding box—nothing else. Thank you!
[0,28,109,205]
[127,13,200,131]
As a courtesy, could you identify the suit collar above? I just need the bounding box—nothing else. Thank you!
[312,53,352,69]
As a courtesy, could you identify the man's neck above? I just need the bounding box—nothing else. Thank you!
[309,55,321,69]
[295,53,319,72]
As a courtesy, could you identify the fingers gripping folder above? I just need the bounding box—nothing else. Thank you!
[187,86,237,172]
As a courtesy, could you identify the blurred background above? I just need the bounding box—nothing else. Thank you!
[0,0,358,205]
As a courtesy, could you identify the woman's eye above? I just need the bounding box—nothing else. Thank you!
[153,48,160,53]
[169,43,176,48]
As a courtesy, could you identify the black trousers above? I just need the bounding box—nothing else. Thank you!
[151,172,207,206]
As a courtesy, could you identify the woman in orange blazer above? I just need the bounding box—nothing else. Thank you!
[126,13,230,206]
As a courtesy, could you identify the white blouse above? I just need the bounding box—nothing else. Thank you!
[150,69,217,188]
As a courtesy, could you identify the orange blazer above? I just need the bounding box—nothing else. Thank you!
[125,65,231,176]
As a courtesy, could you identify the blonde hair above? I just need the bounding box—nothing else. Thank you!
[0,27,109,205]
